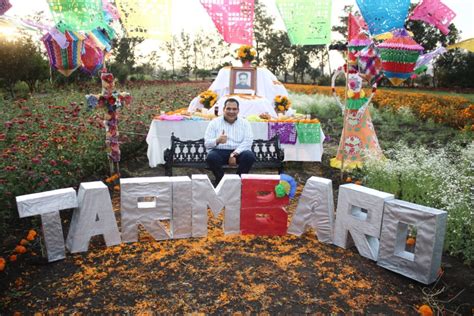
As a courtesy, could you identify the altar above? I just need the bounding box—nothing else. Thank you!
[187,67,288,118]
[146,120,325,167]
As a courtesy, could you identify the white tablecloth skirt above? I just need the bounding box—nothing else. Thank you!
[146,120,325,167]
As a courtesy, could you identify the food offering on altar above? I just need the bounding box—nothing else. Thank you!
[186,46,290,119]
[154,106,323,150]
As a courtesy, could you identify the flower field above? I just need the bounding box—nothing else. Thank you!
[0,82,208,235]
[286,84,473,129]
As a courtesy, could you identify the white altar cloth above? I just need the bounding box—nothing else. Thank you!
[146,120,325,167]
[188,67,288,118]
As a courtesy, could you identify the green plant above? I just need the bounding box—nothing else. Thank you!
[13,81,30,99]
[359,143,474,264]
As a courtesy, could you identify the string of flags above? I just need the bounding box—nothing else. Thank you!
[0,0,469,81]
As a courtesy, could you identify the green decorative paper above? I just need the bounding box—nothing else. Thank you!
[296,123,321,144]
[347,98,368,110]
[380,49,420,63]
[275,0,332,45]
[47,0,106,32]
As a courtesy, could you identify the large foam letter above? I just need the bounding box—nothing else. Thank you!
[120,177,172,242]
[241,174,289,236]
[171,176,192,239]
[333,184,394,260]
[66,182,121,253]
[16,188,78,262]
[287,176,335,243]
[191,174,241,237]
[377,200,447,284]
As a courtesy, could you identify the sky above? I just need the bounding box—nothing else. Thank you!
[3,0,473,71]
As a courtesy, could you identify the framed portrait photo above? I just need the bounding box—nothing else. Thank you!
[230,67,256,95]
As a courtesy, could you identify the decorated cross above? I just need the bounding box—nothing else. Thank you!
[86,71,131,178]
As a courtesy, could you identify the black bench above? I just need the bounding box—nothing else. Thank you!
[164,133,284,176]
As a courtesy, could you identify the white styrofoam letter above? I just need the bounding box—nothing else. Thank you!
[16,188,78,262]
[120,177,172,242]
[171,176,192,239]
[287,177,335,243]
[333,184,394,260]
[66,182,121,253]
[377,199,447,284]
[191,174,241,237]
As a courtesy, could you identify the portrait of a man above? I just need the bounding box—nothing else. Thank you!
[235,72,251,89]
[230,67,256,95]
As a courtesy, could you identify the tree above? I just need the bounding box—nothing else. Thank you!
[291,46,311,83]
[0,36,49,97]
[262,31,292,78]
[164,36,178,78]
[191,32,205,79]
[435,50,474,88]
[178,31,192,76]
[111,36,144,69]
[253,0,276,65]
[308,67,321,84]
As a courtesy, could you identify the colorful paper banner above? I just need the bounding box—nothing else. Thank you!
[276,0,332,45]
[356,0,410,36]
[295,123,321,144]
[42,30,86,77]
[410,0,456,35]
[0,0,12,16]
[200,0,254,45]
[415,46,447,69]
[447,38,474,52]
[115,0,172,40]
[46,0,107,32]
[348,13,367,41]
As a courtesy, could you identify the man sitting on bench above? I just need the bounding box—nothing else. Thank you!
[204,98,256,185]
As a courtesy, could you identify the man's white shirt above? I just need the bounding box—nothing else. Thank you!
[204,116,253,154]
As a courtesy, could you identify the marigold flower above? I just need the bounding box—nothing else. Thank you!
[14,245,27,254]
[418,304,433,316]
[9,255,17,262]
[105,173,119,183]
[19,239,29,246]
[26,229,37,241]
[0,257,5,271]
[406,237,416,247]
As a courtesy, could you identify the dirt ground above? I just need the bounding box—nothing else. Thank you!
[1,151,472,314]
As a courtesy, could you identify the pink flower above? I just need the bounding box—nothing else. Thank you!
[49,160,57,167]
[31,157,41,164]
[16,134,28,142]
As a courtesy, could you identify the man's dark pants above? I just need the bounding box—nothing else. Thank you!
[206,149,256,185]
